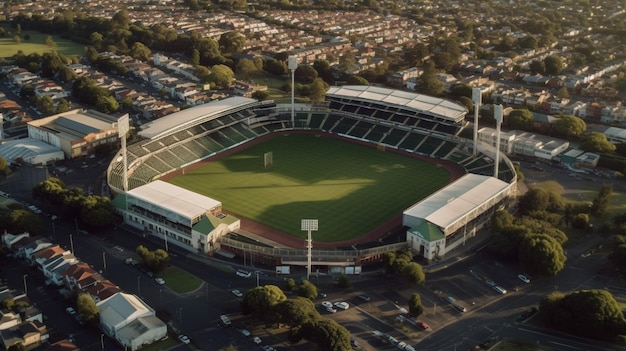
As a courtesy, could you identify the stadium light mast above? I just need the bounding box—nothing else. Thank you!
[472,87,482,157]
[288,56,298,128]
[117,115,130,192]
[494,104,503,180]
[301,219,318,281]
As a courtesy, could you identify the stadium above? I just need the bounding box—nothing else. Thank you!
[107,85,517,270]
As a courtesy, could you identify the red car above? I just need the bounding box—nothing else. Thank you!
[416,321,431,330]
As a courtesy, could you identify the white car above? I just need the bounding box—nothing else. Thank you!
[485,280,496,287]
[154,277,165,285]
[321,301,333,309]
[65,307,76,315]
[238,328,251,337]
[178,335,190,344]
[326,307,337,313]
[232,289,243,298]
[493,285,507,294]
[334,301,350,310]
[236,269,251,278]
[517,274,531,284]
[253,336,262,344]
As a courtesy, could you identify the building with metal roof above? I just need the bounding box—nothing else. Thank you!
[325,85,467,124]
[0,138,64,165]
[138,96,258,140]
[404,174,515,262]
[112,180,240,254]
[27,109,123,158]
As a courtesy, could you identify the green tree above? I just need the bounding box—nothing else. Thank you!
[529,60,545,75]
[519,234,566,276]
[416,61,443,96]
[519,187,564,214]
[190,49,200,66]
[609,242,626,275]
[298,318,352,351]
[251,90,269,100]
[540,290,626,340]
[312,59,332,83]
[297,280,318,300]
[336,274,351,289]
[36,96,54,116]
[0,157,10,176]
[273,297,319,327]
[590,184,612,218]
[2,209,43,235]
[90,32,103,50]
[543,55,564,75]
[136,245,169,272]
[208,64,235,88]
[507,109,534,130]
[235,58,258,79]
[76,293,98,322]
[80,195,115,230]
[242,285,287,320]
[295,64,318,84]
[553,115,586,139]
[218,31,245,56]
[402,262,425,284]
[408,293,424,317]
[129,42,152,61]
[572,213,589,229]
[264,58,287,76]
[308,77,328,102]
[95,95,119,113]
[581,132,616,153]
[56,98,70,114]
[556,87,569,99]
[44,35,56,49]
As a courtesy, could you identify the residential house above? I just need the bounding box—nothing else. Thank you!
[42,253,78,286]
[15,237,52,260]
[0,321,48,351]
[1,232,30,250]
[30,244,68,268]
[86,280,121,304]
[97,292,167,351]
[63,262,102,291]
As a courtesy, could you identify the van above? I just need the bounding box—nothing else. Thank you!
[236,269,251,278]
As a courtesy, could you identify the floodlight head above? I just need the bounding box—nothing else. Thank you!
[288,56,298,71]
[472,87,482,104]
[494,104,503,123]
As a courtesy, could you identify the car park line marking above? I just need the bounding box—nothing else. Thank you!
[546,341,583,350]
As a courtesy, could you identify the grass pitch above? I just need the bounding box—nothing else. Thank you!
[0,29,84,58]
[169,135,450,242]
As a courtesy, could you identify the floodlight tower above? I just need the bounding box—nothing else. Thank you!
[494,104,503,180]
[301,219,318,281]
[117,115,130,192]
[472,87,482,157]
[288,56,298,128]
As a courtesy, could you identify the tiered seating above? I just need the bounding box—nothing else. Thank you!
[498,168,516,183]
[416,136,444,156]
[390,114,407,124]
[463,157,492,170]
[398,132,426,150]
[309,113,327,129]
[158,134,179,146]
[127,143,149,158]
[434,123,460,135]
[187,139,211,154]
[250,125,271,135]
[470,164,495,177]
[329,101,343,110]
[265,122,287,132]
[417,119,435,130]
[128,176,149,189]
[342,104,359,114]
[187,125,205,135]
[332,118,357,135]
[356,106,375,117]
[433,140,458,158]
[142,142,163,153]
[403,117,420,128]
[381,129,408,147]
[231,123,258,139]
[295,112,309,124]
[217,114,239,125]
[364,124,390,143]
[144,156,172,173]
[196,136,223,152]
[170,144,201,164]
[132,163,161,182]
[172,129,193,141]
[211,131,237,148]
[221,126,247,144]
[446,151,470,163]
[201,119,223,131]
[321,114,340,131]
[348,120,374,139]
[373,109,392,120]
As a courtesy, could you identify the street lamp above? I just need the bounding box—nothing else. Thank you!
[255,271,260,287]
[23,274,28,295]
[102,252,107,271]
[100,334,105,350]
[159,289,163,309]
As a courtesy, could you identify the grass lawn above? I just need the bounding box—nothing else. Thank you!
[0,28,85,58]
[169,134,450,241]
[158,266,203,294]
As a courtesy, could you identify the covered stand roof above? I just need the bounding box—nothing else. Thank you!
[404,174,511,234]
[326,85,467,123]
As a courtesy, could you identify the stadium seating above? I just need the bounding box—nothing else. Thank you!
[416,136,444,156]
[365,124,390,143]
[309,113,327,129]
[398,132,426,151]
[321,114,340,131]
[433,140,458,159]
[381,129,409,147]
[332,118,358,135]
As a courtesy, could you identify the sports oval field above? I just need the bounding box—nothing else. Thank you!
[168,134,450,242]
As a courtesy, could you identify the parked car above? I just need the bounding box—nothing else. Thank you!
[253,336,262,344]
[65,307,76,315]
[326,307,337,313]
[178,335,190,344]
[416,321,431,330]
[236,269,252,278]
[517,274,531,284]
[238,328,251,337]
[357,294,371,302]
[492,285,507,294]
[334,301,350,310]
[321,301,333,308]
[232,289,243,298]
[154,277,165,285]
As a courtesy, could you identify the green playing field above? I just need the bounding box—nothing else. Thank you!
[168,135,450,242]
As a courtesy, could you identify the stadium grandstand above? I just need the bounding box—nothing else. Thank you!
[108,86,517,269]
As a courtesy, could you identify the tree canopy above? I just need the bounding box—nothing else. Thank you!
[519,234,566,276]
[581,132,616,153]
[507,109,534,130]
[553,115,586,139]
[242,285,287,321]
